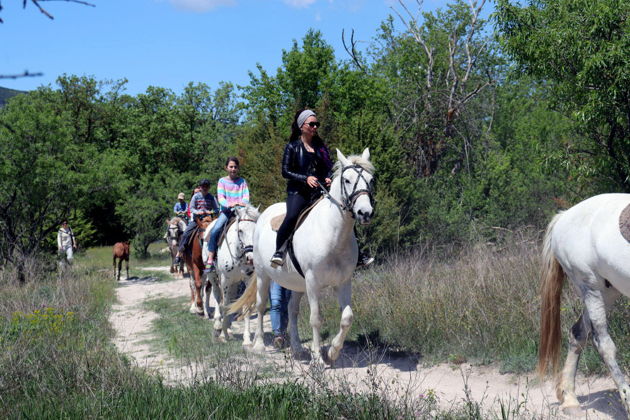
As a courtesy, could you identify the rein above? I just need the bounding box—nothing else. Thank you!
[317,164,374,218]
[225,217,256,262]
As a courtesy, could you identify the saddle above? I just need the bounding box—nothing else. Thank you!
[619,203,630,242]
[270,196,324,278]
[270,196,323,232]
[186,215,217,252]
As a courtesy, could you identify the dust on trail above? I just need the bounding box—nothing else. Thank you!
[109,267,626,419]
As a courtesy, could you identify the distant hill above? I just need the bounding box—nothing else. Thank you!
[0,86,26,107]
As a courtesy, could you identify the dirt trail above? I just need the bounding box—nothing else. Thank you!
[109,267,626,419]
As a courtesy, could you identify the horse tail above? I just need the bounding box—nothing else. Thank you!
[537,212,565,378]
[228,273,257,316]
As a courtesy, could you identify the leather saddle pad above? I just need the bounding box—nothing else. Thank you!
[270,196,323,232]
[619,203,630,242]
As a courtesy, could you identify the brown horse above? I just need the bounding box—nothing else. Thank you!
[184,215,215,314]
[113,241,130,281]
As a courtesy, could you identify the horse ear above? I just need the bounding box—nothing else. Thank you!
[361,147,370,161]
[166,218,170,225]
[336,149,350,167]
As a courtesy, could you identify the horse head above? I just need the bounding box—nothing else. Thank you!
[196,214,215,231]
[234,205,260,267]
[166,217,184,244]
[333,148,375,225]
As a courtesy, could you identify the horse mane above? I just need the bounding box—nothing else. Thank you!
[332,154,375,179]
[237,204,261,220]
[171,216,183,224]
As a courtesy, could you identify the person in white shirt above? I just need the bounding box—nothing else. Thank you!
[57,220,77,264]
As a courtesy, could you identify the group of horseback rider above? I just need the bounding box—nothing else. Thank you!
[170,109,374,273]
[169,108,374,348]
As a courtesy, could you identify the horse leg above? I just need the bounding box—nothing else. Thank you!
[583,287,630,412]
[220,282,239,339]
[125,258,129,280]
[117,258,123,281]
[288,291,305,357]
[195,266,204,314]
[189,265,203,314]
[557,312,591,409]
[252,274,270,352]
[113,256,117,280]
[243,306,252,346]
[327,281,353,364]
[305,281,324,364]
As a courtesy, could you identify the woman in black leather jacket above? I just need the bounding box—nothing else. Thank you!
[270,109,332,265]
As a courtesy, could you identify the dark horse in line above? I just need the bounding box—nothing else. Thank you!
[113,241,130,281]
[184,215,216,315]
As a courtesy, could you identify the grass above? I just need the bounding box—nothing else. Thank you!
[142,296,246,363]
[76,241,174,282]
[2,233,628,418]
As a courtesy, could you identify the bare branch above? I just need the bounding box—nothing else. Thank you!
[341,28,366,72]
[0,0,95,22]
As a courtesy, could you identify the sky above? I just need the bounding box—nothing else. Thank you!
[1,0,469,96]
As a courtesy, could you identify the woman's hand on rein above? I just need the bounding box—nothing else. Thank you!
[307,176,318,188]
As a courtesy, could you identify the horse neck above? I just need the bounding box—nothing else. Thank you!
[311,179,355,242]
[224,222,241,257]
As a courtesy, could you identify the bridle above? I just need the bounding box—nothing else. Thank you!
[167,223,183,241]
[226,215,257,262]
[318,164,375,218]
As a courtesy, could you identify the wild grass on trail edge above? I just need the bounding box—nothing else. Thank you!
[315,231,630,375]
[0,255,428,420]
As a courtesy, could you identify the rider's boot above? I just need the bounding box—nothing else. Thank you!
[270,250,284,266]
[357,251,374,268]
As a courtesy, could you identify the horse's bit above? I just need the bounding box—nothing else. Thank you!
[317,164,375,218]
[226,216,256,262]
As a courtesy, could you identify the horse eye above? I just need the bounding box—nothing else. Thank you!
[344,179,351,184]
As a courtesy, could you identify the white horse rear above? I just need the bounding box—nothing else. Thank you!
[202,205,259,343]
[231,148,374,365]
[539,193,630,414]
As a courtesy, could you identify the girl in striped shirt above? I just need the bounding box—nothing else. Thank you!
[205,157,250,271]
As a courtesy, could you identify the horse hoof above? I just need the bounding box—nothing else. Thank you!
[561,405,583,416]
[252,342,265,352]
[324,347,337,366]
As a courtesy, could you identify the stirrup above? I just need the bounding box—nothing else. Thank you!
[203,261,215,274]
[270,251,284,266]
[357,254,374,268]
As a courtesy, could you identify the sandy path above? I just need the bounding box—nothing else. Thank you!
[109,267,626,419]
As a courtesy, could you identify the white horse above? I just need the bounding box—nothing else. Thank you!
[166,217,186,277]
[230,148,374,365]
[202,205,260,343]
[539,193,630,415]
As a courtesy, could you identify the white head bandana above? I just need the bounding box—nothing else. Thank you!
[297,110,316,128]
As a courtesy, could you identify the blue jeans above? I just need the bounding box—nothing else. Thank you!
[269,281,291,336]
[208,211,231,253]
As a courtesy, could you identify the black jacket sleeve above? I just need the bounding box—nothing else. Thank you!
[281,142,307,183]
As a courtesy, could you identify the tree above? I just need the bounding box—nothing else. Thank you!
[382,0,500,177]
[496,0,630,191]
[0,87,120,282]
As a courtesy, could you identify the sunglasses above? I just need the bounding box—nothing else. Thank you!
[305,121,320,128]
